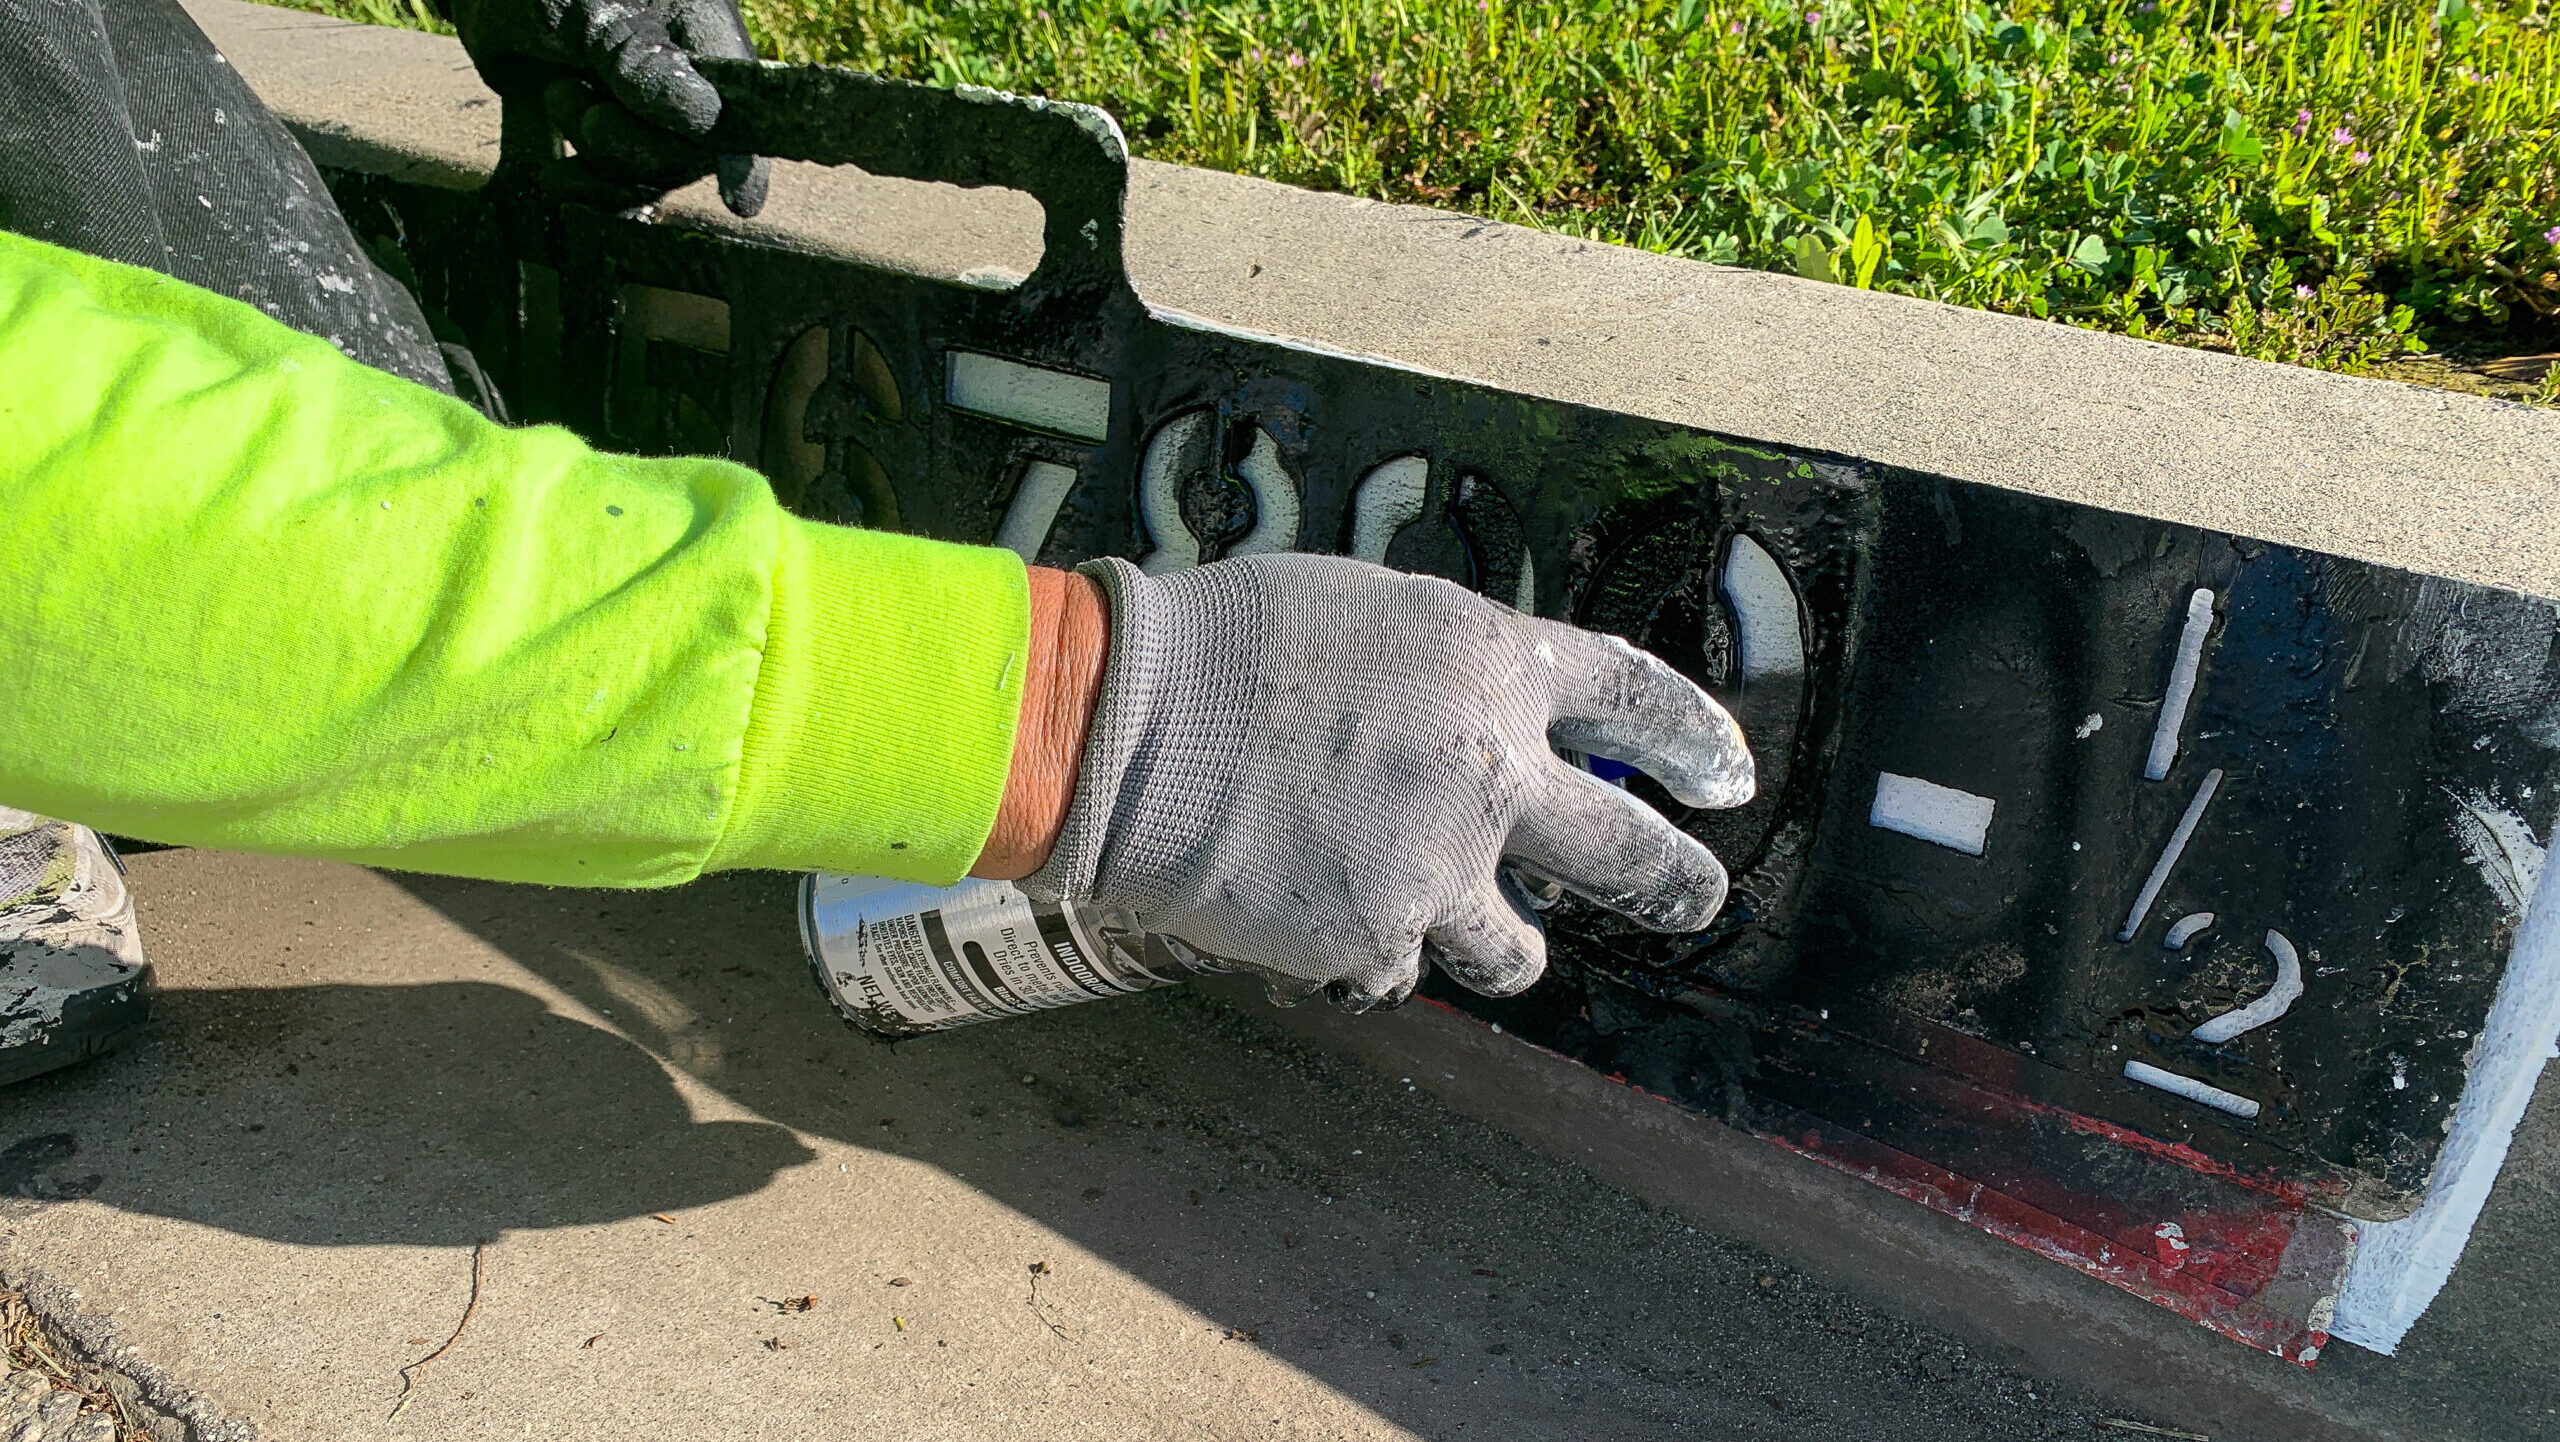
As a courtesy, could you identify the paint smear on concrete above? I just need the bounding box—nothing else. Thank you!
[2333,815,2560,1353]
[2448,788,2545,924]
[1868,773,1995,856]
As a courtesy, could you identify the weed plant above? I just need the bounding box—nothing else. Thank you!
[291,0,2560,377]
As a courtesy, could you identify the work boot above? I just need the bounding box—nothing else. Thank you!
[0,810,151,1089]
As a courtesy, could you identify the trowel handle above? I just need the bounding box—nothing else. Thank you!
[694,58,1134,302]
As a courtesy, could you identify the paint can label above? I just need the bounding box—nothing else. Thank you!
[798,873,1218,1037]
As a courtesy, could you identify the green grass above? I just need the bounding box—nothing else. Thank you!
[292,0,2560,387]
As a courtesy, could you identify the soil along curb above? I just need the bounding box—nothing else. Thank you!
[186,0,2560,1370]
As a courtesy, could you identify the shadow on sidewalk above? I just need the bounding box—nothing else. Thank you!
[4,977,810,1244]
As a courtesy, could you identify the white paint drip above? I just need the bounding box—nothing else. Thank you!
[2163,911,2216,950]
[1721,536,1804,679]
[1868,773,1996,856]
[2190,930,2304,1043]
[2145,588,2217,781]
[2333,801,2560,1354]
[1513,551,1537,614]
[945,351,1112,442]
[1347,455,1430,563]
[2123,1059,2262,1119]
[993,460,1080,562]
[1135,411,1214,575]
[2117,768,2223,942]
[2447,788,2545,924]
[1226,430,1301,557]
[2076,712,2104,739]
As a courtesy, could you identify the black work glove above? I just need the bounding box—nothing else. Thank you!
[439,0,770,216]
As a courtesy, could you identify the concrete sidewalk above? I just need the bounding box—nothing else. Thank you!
[2,850,2555,1440]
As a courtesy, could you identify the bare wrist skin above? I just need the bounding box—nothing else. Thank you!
[971,566,1108,879]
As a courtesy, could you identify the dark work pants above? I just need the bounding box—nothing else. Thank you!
[0,0,453,391]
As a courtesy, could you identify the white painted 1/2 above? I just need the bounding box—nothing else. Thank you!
[1720,535,1804,679]
[945,351,1113,443]
[2144,588,2217,781]
[1135,411,1214,574]
[2122,1058,2262,1120]
[2190,929,2304,1043]
[993,460,1080,562]
[1225,429,1301,557]
[1868,772,1996,856]
[1347,455,1430,564]
[2117,767,2223,942]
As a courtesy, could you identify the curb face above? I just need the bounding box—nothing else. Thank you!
[186,0,2560,1366]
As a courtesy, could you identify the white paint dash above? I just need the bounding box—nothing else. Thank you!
[2117,768,2223,942]
[1869,773,1995,856]
[2144,588,2216,781]
[2124,1059,2262,1119]
[1721,535,1804,678]
[1347,455,1429,563]
[993,460,1079,561]
[945,351,1111,442]
[2191,929,2305,1043]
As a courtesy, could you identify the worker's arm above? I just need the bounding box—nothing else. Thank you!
[1,228,1752,1006]
[0,229,1029,888]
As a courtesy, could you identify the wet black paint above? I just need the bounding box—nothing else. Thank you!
[319,65,2559,1218]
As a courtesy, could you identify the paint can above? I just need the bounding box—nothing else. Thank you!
[798,872,1228,1038]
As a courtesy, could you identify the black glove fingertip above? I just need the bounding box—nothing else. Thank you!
[717,153,770,218]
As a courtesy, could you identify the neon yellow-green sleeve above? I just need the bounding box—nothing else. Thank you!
[0,230,1028,887]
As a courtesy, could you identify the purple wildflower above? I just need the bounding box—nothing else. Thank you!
[2294,284,2315,299]
[2545,224,2560,245]
[2274,0,2292,13]
[2331,126,2355,146]
[1249,45,1265,61]
[1369,70,1386,92]
[1730,18,1746,32]
[2353,150,2371,165]
[2292,108,2312,138]
[1286,50,1304,68]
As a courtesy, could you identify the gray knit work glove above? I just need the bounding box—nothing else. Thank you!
[1021,555,1754,1011]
